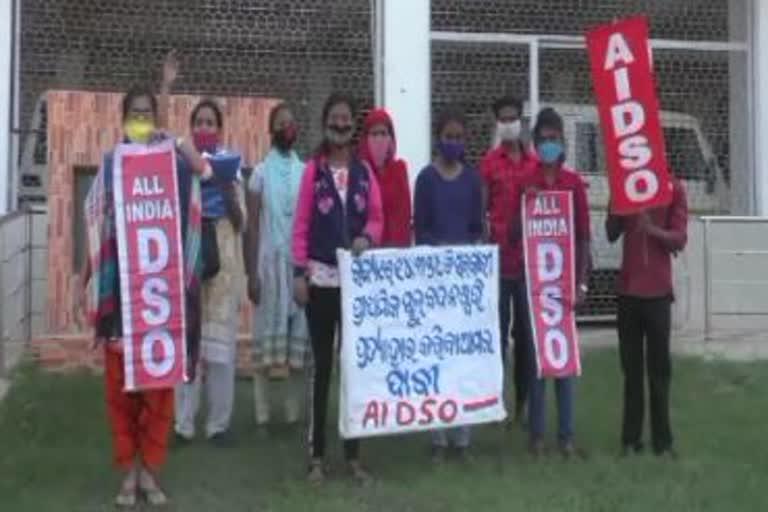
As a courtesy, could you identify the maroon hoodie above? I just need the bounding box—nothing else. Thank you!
[606,180,688,298]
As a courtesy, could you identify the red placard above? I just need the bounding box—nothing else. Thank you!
[113,141,187,391]
[523,190,581,378]
[586,15,673,214]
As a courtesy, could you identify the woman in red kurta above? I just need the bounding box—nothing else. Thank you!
[358,108,412,246]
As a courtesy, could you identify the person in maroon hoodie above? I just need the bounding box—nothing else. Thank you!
[605,181,688,458]
[358,108,412,246]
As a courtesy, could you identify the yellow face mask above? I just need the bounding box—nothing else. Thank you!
[123,117,155,143]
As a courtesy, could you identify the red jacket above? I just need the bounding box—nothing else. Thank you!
[607,180,688,298]
[358,108,412,247]
[479,144,538,278]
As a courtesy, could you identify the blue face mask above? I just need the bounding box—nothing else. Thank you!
[536,140,564,164]
[437,141,465,162]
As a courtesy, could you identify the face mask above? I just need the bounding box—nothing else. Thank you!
[325,124,354,146]
[536,140,564,164]
[192,132,219,153]
[437,140,465,162]
[123,118,155,143]
[497,120,522,142]
[367,135,393,169]
[273,124,297,152]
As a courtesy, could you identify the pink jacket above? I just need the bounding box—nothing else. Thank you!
[291,157,384,269]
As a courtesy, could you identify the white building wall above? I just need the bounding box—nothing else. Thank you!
[379,0,431,187]
[0,1,14,215]
[753,0,768,215]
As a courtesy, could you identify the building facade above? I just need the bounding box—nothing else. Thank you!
[0,0,763,324]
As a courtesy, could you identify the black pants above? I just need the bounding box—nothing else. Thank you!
[499,278,532,412]
[305,286,359,461]
[617,296,673,453]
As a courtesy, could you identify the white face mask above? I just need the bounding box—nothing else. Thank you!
[496,120,522,142]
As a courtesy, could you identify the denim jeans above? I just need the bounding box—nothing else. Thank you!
[527,376,574,443]
[518,279,575,443]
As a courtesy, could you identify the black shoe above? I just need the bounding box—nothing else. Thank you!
[455,447,474,465]
[654,447,678,460]
[209,430,235,447]
[620,442,645,457]
[430,445,446,465]
[174,432,193,448]
[528,438,546,459]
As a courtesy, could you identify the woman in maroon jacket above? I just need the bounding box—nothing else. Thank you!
[358,108,412,247]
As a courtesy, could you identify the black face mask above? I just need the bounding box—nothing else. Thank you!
[273,128,297,153]
[326,124,354,146]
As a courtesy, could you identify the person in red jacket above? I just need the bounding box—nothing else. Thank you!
[358,108,412,247]
[479,95,538,423]
[606,181,688,459]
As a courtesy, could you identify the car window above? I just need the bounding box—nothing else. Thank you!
[663,126,707,181]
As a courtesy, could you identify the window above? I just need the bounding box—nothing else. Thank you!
[73,166,98,272]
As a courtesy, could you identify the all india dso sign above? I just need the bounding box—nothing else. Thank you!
[523,190,581,378]
[113,141,187,391]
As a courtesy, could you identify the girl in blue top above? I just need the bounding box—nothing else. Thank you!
[414,107,483,463]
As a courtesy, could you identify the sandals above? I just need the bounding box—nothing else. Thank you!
[139,469,169,506]
[307,459,326,487]
[114,487,137,508]
[307,459,373,487]
[114,470,138,508]
[348,460,373,486]
[559,440,589,461]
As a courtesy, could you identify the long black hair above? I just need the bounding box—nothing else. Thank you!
[121,86,158,121]
[190,97,224,130]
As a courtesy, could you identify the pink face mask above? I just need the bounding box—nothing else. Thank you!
[367,134,393,169]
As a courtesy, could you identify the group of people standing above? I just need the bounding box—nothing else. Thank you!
[81,53,688,506]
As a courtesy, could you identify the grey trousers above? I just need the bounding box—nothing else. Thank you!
[253,371,305,425]
[174,361,236,439]
[431,426,472,448]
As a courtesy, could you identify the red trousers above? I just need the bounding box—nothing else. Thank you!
[104,346,174,470]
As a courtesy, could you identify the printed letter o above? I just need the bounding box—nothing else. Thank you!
[141,328,176,378]
[543,329,569,371]
[625,169,659,203]
[438,399,458,424]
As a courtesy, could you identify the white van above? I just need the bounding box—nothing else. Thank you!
[526,103,726,319]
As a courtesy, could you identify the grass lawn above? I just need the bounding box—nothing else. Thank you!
[1,348,767,511]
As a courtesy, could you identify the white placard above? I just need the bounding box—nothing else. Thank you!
[338,245,506,439]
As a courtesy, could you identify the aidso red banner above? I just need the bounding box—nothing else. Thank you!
[586,15,673,214]
[113,141,187,391]
[523,190,581,378]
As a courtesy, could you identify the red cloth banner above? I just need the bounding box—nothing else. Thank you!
[586,15,673,214]
[113,141,187,391]
[523,190,581,378]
